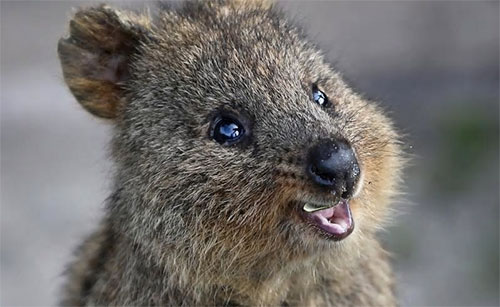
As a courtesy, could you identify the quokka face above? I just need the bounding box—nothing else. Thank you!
[59,0,402,276]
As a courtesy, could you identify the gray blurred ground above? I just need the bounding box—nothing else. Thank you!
[1,1,499,306]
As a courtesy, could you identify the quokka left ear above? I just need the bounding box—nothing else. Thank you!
[58,5,151,119]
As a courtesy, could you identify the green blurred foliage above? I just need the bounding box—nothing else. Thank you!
[431,103,499,194]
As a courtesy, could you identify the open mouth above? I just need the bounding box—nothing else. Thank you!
[298,199,354,241]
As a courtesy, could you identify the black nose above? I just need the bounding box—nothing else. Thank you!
[307,139,360,198]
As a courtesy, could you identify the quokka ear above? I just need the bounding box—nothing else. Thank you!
[58,5,151,119]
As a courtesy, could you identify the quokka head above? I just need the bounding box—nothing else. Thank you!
[58,0,403,276]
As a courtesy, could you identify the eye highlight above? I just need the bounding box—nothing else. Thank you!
[211,116,245,145]
[312,84,329,107]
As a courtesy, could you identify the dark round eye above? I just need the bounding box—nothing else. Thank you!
[212,116,245,145]
[312,85,329,107]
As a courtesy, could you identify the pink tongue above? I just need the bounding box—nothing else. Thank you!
[308,201,353,235]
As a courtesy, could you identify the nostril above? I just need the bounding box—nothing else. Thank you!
[307,139,360,196]
[310,164,335,184]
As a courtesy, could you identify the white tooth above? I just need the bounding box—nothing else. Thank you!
[303,203,330,213]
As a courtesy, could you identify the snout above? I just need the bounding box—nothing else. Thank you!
[307,139,360,199]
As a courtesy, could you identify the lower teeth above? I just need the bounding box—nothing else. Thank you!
[303,203,331,213]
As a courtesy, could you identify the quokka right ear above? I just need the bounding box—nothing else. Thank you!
[58,5,151,119]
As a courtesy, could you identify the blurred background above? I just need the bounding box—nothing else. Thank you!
[1,1,498,306]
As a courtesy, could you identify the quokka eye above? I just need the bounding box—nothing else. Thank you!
[211,116,245,145]
[312,84,329,107]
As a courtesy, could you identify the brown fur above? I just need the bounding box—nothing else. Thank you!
[58,1,404,306]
